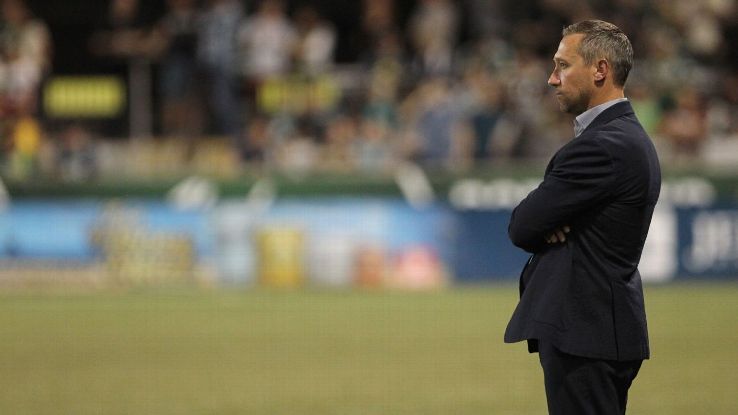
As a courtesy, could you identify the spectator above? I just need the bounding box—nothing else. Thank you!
[407,0,459,77]
[401,77,471,170]
[705,77,738,142]
[640,17,698,95]
[0,0,51,180]
[237,0,297,83]
[197,0,242,138]
[274,114,319,175]
[89,0,147,60]
[322,114,357,172]
[293,5,335,77]
[238,112,270,165]
[658,87,709,159]
[0,0,51,115]
[363,28,405,106]
[56,123,98,182]
[359,0,396,64]
[88,0,151,138]
[149,0,202,140]
[3,111,42,179]
[364,52,401,131]
[461,66,505,162]
[353,117,393,173]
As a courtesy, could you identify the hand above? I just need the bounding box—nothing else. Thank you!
[545,226,571,244]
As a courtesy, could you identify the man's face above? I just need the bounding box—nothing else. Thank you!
[548,34,594,115]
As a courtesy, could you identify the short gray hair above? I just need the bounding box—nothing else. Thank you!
[562,20,633,87]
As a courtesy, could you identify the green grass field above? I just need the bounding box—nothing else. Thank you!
[1,283,737,414]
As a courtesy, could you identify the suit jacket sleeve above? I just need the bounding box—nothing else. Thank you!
[509,137,616,253]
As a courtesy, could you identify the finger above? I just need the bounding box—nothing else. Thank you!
[563,225,571,233]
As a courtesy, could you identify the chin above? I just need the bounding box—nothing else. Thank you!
[556,97,571,113]
[562,101,585,115]
[559,103,573,113]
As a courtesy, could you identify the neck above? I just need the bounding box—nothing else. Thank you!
[587,88,625,110]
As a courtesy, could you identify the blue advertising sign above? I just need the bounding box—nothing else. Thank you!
[677,208,738,279]
[1,197,737,282]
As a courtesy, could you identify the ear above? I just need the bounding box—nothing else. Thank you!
[594,59,608,82]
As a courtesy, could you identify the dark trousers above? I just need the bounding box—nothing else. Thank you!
[538,340,642,415]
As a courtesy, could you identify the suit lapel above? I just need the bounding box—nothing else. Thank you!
[544,101,635,177]
[580,101,635,136]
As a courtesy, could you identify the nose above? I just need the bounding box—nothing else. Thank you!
[548,71,560,87]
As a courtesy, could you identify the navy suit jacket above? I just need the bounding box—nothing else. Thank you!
[504,101,660,361]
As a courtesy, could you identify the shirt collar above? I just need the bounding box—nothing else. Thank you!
[573,97,628,137]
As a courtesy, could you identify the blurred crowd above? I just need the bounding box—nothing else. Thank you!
[0,0,50,179]
[2,0,738,181]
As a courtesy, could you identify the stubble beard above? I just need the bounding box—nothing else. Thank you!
[559,89,589,115]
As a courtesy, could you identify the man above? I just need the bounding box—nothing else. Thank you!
[504,20,661,415]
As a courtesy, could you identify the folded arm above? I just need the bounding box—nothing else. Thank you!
[508,139,616,253]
